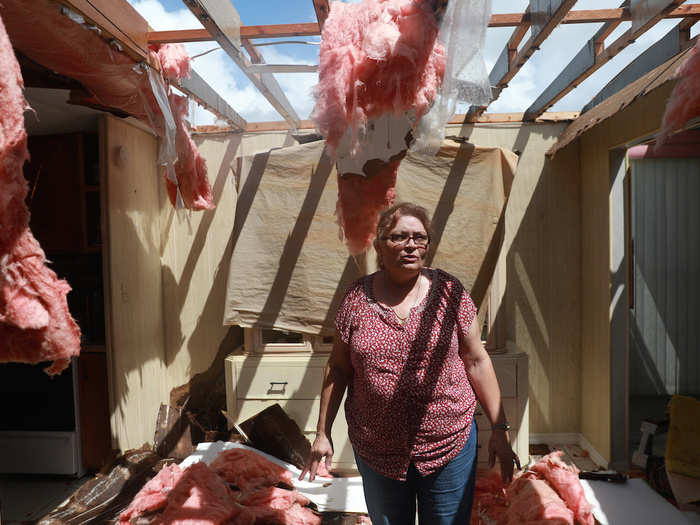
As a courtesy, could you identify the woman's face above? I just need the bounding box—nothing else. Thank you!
[378,214,429,273]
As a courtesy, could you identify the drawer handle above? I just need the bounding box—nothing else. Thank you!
[267,381,288,395]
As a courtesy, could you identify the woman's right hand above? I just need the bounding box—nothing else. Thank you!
[299,432,334,481]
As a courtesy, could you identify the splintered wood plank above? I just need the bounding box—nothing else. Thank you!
[313,0,331,29]
[149,23,321,44]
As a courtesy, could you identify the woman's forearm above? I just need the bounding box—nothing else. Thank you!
[316,361,349,436]
[463,355,507,428]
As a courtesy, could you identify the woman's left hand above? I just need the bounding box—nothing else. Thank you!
[488,430,521,484]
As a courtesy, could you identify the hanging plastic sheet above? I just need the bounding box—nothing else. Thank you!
[412,0,493,154]
[139,64,185,209]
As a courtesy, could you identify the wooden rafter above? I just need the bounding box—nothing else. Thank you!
[581,22,698,114]
[147,5,700,44]
[183,0,301,128]
[232,111,579,132]
[148,23,320,44]
[312,0,331,29]
[477,0,577,119]
[524,0,689,120]
[177,70,247,130]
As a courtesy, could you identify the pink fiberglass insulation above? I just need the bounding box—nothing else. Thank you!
[237,486,311,510]
[209,448,295,491]
[311,0,445,157]
[337,163,399,255]
[157,461,244,524]
[0,13,81,375]
[237,487,320,525]
[119,463,186,523]
[506,474,574,525]
[240,503,321,525]
[151,43,192,82]
[1,0,213,211]
[470,470,507,525]
[529,452,593,525]
[658,39,700,145]
[167,92,215,210]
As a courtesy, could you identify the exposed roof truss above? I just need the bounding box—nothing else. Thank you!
[45,0,700,131]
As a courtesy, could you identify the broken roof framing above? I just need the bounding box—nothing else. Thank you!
[48,0,700,131]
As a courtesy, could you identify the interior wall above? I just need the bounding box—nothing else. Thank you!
[201,123,579,437]
[451,122,582,435]
[577,82,675,462]
[113,121,582,449]
[157,131,299,405]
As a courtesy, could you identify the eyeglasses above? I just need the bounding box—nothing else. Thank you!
[382,232,430,248]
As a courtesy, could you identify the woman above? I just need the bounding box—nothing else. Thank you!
[300,203,519,524]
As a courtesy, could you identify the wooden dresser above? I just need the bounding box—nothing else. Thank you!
[225,329,529,473]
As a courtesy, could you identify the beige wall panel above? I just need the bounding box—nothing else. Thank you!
[442,122,579,434]
[577,83,675,462]
[158,131,298,395]
[102,115,168,450]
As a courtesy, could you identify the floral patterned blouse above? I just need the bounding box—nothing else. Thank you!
[335,268,478,480]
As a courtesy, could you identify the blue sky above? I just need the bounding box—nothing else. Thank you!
[128,0,699,125]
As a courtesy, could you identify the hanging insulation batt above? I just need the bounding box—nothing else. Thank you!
[0,14,81,375]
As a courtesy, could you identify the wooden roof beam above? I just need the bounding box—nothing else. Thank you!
[183,0,301,128]
[313,0,331,29]
[149,23,321,43]
[176,70,247,130]
[235,111,579,133]
[524,0,688,120]
[147,6,700,44]
[581,17,698,113]
[483,0,577,116]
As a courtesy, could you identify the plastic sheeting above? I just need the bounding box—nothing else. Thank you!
[223,140,516,335]
[412,0,493,154]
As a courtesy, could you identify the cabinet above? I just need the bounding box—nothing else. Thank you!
[225,348,529,473]
[24,133,101,253]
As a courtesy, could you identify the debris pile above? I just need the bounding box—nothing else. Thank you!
[470,451,594,525]
[118,455,322,525]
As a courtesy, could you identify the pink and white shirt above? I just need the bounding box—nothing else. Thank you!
[335,268,478,480]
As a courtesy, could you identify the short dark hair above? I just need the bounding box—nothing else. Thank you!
[374,203,433,268]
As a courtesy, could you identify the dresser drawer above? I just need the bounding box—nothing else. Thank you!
[229,356,327,400]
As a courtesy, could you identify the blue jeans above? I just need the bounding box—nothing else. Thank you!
[354,422,477,525]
